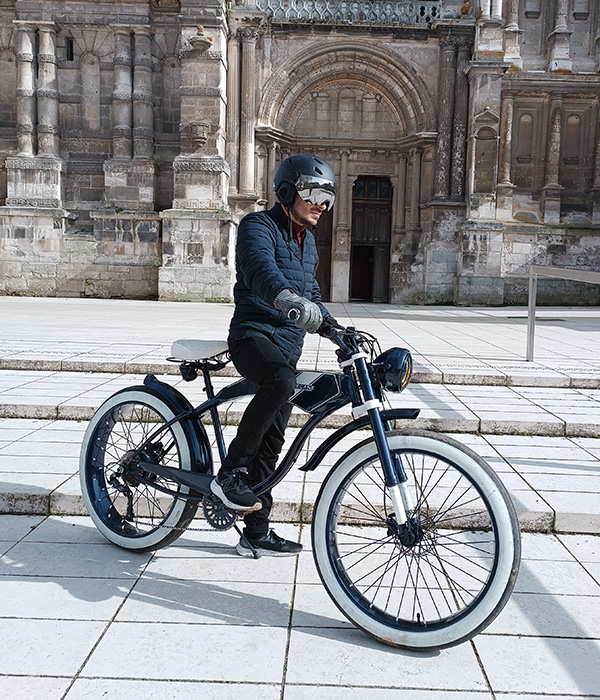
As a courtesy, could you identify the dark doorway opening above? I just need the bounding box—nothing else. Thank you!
[350,245,374,300]
[350,176,392,302]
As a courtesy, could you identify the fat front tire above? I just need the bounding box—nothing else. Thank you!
[79,388,199,551]
[312,429,521,651]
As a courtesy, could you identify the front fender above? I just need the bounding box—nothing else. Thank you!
[143,374,212,474]
[299,407,420,472]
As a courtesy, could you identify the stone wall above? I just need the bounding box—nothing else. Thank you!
[0,1,599,305]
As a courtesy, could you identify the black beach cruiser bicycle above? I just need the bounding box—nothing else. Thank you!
[79,324,521,651]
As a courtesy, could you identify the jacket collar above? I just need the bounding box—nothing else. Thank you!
[268,203,291,230]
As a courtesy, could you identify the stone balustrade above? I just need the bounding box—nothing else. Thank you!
[255,0,441,24]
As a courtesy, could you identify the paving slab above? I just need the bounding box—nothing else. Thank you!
[2,299,600,694]
[2,516,600,697]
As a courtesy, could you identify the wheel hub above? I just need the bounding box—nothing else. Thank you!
[387,513,427,548]
[120,446,162,486]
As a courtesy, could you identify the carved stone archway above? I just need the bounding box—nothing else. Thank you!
[256,42,434,301]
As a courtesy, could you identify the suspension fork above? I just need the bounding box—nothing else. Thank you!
[353,357,415,523]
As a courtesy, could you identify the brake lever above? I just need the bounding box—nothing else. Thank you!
[329,327,357,356]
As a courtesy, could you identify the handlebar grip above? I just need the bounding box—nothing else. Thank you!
[287,308,301,321]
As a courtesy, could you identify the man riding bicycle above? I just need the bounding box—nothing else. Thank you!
[210,153,338,557]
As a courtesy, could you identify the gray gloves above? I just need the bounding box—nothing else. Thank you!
[274,289,323,333]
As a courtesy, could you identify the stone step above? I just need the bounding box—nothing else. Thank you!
[1,418,599,536]
[1,369,600,437]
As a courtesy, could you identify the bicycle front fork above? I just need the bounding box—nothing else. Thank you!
[353,358,415,526]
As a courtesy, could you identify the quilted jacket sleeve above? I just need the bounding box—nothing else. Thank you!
[235,212,297,306]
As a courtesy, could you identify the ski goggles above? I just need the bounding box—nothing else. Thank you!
[296,186,336,211]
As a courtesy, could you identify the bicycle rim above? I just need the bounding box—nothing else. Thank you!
[81,392,197,549]
[313,431,520,649]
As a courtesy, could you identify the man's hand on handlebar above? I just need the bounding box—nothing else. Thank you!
[317,316,345,339]
[274,289,323,333]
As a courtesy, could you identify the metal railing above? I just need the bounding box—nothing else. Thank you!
[254,0,442,24]
[526,265,600,361]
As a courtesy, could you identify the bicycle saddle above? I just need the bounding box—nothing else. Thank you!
[170,339,229,361]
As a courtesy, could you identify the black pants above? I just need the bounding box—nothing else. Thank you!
[221,334,296,538]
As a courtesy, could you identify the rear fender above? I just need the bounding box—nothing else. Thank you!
[143,374,212,474]
[299,407,419,472]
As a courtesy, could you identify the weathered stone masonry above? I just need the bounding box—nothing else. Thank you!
[0,0,599,305]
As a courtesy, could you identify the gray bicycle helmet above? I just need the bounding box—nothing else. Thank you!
[274,154,337,210]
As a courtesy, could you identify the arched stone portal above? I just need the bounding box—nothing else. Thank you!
[255,42,436,302]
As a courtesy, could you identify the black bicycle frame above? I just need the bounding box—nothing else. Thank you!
[125,359,419,501]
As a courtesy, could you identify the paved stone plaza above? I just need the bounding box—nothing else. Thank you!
[0,297,600,698]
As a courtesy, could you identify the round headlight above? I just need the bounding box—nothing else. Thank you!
[372,348,413,392]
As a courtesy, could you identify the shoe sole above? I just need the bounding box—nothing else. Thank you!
[236,541,302,557]
[210,479,262,513]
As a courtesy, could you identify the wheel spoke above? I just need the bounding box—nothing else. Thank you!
[322,446,503,630]
[81,395,197,548]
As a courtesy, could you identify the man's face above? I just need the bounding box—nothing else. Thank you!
[288,195,328,228]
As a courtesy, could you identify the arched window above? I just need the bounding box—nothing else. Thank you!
[0,49,17,127]
[161,55,181,134]
[564,114,581,164]
[474,127,497,193]
[516,113,533,163]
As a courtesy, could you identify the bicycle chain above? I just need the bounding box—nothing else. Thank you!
[134,493,240,533]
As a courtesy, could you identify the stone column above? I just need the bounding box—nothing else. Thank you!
[132,27,154,160]
[474,0,504,58]
[14,22,36,157]
[389,153,407,300]
[238,26,259,197]
[104,26,157,211]
[336,149,350,230]
[496,91,516,220]
[159,24,234,302]
[36,24,59,157]
[433,37,457,200]
[267,141,278,207]
[591,109,600,224]
[226,29,240,195]
[542,94,564,224]
[7,22,64,208]
[111,28,133,159]
[331,148,351,302]
[464,59,506,219]
[504,0,523,69]
[450,39,470,200]
[394,154,407,232]
[548,0,572,72]
[409,147,422,246]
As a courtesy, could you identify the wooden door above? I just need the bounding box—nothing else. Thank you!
[350,176,392,302]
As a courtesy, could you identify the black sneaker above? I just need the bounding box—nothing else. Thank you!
[236,529,303,557]
[210,470,261,512]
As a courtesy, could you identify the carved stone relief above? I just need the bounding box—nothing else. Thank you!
[290,84,400,141]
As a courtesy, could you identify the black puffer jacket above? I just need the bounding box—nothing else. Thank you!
[228,203,331,366]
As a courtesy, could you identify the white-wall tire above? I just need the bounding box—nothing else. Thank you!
[312,429,521,650]
[79,388,198,551]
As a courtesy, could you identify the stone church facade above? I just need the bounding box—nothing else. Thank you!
[1,0,599,304]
